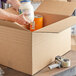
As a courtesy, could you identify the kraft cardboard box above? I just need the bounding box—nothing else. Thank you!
[0,1,76,75]
[68,0,76,2]
[51,0,67,2]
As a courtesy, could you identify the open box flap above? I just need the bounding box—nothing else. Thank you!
[1,5,76,33]
[34,16,76,33]
[36,1,76,16]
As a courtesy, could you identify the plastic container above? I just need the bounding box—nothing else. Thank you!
[19,0,34,23]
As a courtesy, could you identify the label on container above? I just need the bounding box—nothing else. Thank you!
[19,9,31,17]
[30,21,35,30]
[18,9,22,14]
[30,21,35,32]
[19,0,25,2]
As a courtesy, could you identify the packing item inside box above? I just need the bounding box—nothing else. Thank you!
[25,12,69,32]
[23,14,43,31]
[27,13,68,32]
[4,8,70,32]
[30,14,43,32]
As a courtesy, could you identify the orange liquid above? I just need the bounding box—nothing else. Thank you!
[30,15,43,32]
[35,17,43,30]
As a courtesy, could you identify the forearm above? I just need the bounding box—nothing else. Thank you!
[0,8,17,21]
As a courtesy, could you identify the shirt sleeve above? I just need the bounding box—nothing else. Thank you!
[1,0,7,2]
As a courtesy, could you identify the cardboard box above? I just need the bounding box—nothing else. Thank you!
[0,1,76,75]
[68,0,76,2]
[51,0,67,2]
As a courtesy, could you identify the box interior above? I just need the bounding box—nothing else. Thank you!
[0,8,69,32]
[35,12,68,27]
[5,8,69,28]
[1,0,76,33]
[33,1,76,32]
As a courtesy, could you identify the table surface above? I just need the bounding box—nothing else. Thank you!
[0,50,76,76]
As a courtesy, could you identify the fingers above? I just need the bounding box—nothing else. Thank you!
[22,14,30,23]
[20,14,30,24]
[7,0,21,11]
[26,22,30,25]
[16,14,30,25]
[26,23,30,30]
[12,7,18,12]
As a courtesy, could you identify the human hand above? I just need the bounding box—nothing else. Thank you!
[15,14,30,26]
[7,0,21,11]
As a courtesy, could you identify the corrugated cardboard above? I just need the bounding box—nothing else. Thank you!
[53,0,67,2]
[0,1,75,75]
[35,1,76,32]
[0,25,71,75]
[71,0,76,1]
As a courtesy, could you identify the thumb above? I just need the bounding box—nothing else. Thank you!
[21,14,30,23]
[12,7,19,11]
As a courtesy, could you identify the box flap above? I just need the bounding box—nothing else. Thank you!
[34,16,76,33]
[36,1,76,16]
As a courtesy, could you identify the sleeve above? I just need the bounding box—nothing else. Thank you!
[1,0,7,2]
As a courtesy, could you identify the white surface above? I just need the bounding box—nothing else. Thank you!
[19,2,34,22]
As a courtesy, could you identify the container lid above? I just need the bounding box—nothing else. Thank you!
[20,0,31,3]
[36,1,76,16]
